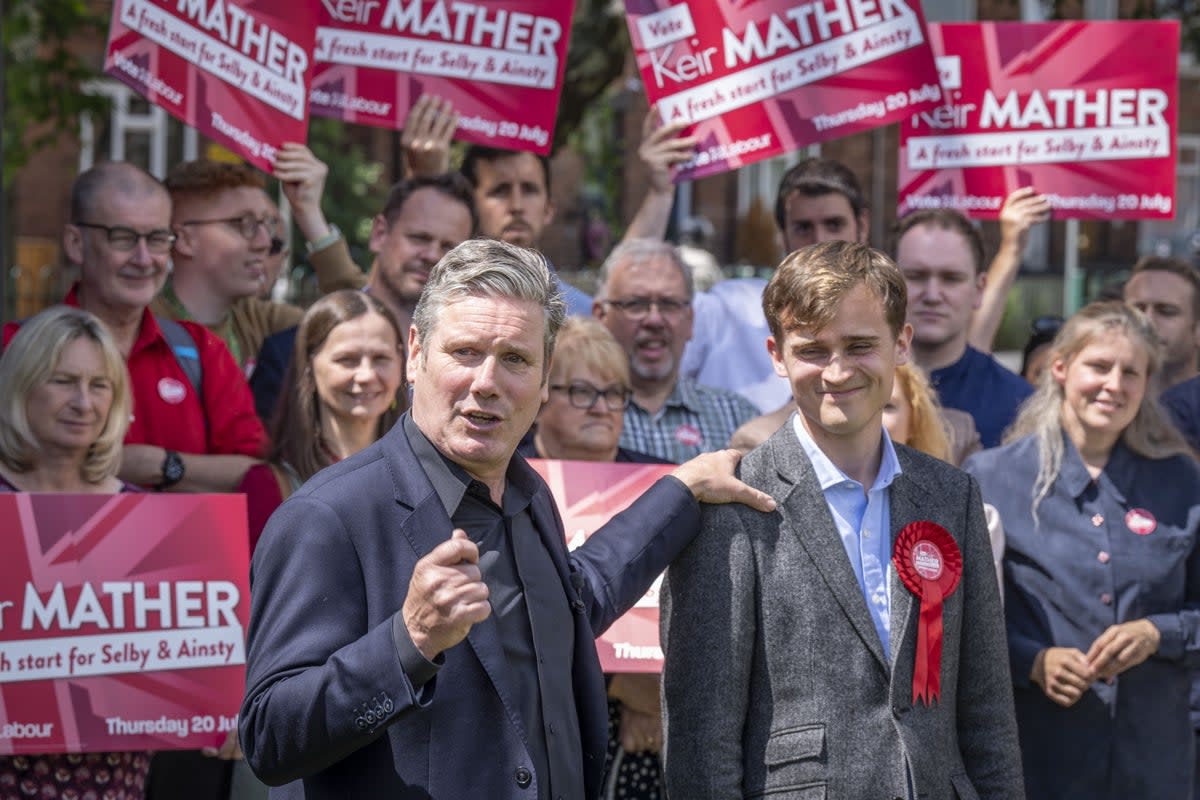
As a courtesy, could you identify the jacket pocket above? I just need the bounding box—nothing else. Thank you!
[764,723,825,767]
[950,772,981,800]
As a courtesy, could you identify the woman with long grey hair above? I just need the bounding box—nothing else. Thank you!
[965,300,1200,799]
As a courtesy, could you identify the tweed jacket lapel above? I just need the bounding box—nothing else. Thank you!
[886,463,928,677]
[766,427,890,674]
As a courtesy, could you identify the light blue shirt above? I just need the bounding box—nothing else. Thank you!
[792,414,902,658]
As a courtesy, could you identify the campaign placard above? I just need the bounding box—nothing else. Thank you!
[311,1,575,155]
[624,0,944,181]
[104,0,318,172]
[528,459,675,673]
[898,21,1179,219]
[0,494,250,754]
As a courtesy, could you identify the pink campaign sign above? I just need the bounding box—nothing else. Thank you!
[624,0,944,181]
[311,1,575,155]
[0,494,250,754]
[527,460,676,673]
[898,21,1179,219]
[104,0,317,172]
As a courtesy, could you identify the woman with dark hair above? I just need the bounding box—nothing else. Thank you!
[966,301,1200,798]
[0,305,146,797]
[240,290,406,546]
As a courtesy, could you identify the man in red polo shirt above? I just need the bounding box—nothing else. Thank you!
[3,161,266,490]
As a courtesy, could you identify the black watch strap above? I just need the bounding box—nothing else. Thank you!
[158,449,185,490]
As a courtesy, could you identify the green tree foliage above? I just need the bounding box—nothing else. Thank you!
[3,0,111,181]
[556,0,629,152]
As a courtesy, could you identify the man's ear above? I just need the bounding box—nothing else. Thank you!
[172,223,196,258]
[856,209,871,243]
[368,215,389,255]
[895,323,913,367]
[541,199,556,228]
[406,325,422,384]
[62,224,84,266]
[768,335,788,378]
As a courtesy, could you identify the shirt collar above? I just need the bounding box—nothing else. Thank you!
[791,413,902,493]
[65,282,164,358]
[403,413,537,516]
[1057,430,1130,504]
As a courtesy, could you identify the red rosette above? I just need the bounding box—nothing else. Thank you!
[892,520,963,706]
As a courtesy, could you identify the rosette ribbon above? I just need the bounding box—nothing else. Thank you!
[892,521,962,705]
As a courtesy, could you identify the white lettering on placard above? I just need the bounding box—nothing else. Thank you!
[907,126,1169,170]
[0,626,245,683]
[380,0,560,57]
[314,26,557,89]
[978,88,1168,130]
[654,11,926,124]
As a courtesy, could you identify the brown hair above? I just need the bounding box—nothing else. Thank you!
[269,290,408,481]
[774,157,866,230]
[1127,255,1200,320]
[890,209,986,274]
[762,240,907,342]
[165,159,264,205]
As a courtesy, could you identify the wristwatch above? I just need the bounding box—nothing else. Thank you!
[305,224,342,254]
[158,450,185,490]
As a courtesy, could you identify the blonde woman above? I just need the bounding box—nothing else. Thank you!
[0,306,146,797]
[965,301,1199,799]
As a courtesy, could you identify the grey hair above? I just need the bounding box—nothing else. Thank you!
[596,238,694,301]
[412,238,566,371]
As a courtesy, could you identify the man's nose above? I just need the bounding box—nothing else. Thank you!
[823,352,853,383]
[471,356,500,395]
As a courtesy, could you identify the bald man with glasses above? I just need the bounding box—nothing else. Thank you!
[2,161,267,492]
[594,239,759,463]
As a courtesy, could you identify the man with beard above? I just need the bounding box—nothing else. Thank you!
[594,239,759,463]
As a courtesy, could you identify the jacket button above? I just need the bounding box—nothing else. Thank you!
[515,766,532,788]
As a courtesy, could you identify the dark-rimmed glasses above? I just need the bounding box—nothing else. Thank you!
[549,382,632,412]
[181,213,280,241]
[74,222,175,253]
[602,297,690,320]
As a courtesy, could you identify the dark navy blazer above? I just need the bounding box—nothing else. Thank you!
[240,416,700,798]
[966,434,1200,799]
[250,326,296,424]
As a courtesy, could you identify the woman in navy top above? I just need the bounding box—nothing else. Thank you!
[965,301,1200,799]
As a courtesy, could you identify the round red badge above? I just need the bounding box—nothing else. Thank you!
[912,541,945,580]
[1125,508,1157,536]
[157,377,187,405]
[674,424,702,447]
[893,521,963,706]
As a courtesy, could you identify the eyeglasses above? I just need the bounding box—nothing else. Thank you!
[74,222,176,253]
[603,297,691,319]
[181,213,280,241]
[549,382,632,412]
